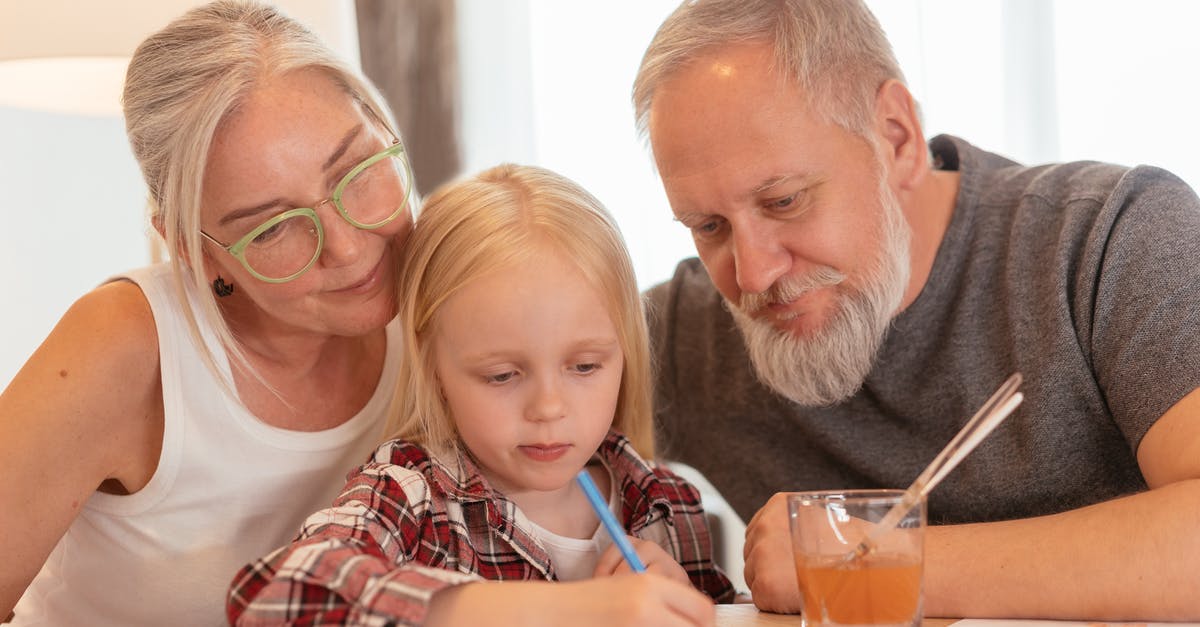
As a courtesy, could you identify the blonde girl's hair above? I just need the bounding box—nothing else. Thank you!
[122,0,402,391]
[388,164,656,459]
[633,0,906,141]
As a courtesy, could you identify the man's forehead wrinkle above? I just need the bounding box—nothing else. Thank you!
[752,175,792,195]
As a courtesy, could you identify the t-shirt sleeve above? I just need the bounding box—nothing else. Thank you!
[1086,166,1200,452]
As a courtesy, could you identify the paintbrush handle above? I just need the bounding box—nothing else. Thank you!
[846,375,1024,561]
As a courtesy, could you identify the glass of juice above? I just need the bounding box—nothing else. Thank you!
[787,490,925,627]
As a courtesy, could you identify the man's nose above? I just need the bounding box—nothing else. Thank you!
[731,223,789,296]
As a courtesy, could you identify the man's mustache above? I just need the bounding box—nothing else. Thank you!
[738,266,846,316]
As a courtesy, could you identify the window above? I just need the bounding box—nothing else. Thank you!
[458,0,1200,289]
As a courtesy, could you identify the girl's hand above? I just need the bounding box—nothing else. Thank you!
[593,536,691,585]
[427,574,715,627]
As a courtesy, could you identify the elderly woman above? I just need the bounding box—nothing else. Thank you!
[0,2,415,624]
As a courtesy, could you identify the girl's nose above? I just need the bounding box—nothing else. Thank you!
[526,375,567,423]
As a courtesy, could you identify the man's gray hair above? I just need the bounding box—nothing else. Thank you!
[633,0,905,141]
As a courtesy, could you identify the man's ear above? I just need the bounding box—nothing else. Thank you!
[874,79,927,191]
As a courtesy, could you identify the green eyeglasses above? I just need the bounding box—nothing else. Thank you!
[201,142,414,283]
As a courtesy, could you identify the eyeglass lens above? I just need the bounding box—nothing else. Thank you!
[242,153,410,280]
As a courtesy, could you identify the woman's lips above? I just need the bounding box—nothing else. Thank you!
[518,443,571,462]
[333,256,384,294]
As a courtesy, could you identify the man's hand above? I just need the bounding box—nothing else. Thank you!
[743,492,802,613]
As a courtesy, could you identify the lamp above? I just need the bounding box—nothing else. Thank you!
[0,0,360,389]
[0,1,360,114]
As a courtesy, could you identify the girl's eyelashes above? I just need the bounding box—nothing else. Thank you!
[478,360,605,383]
[484,370,518,384]
[572,362,602,375]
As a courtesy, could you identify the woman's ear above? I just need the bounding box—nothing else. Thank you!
[151,213,166,241]
[873,79,927,191]
[150,211,193,266]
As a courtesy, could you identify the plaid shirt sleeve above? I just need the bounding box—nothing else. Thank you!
[644,466,738,603]
[227,447,480,626]
[604,430,737,604]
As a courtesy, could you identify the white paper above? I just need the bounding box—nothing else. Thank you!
[950,614,1195,619]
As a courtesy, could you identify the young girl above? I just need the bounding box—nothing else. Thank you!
[227,164,734,625]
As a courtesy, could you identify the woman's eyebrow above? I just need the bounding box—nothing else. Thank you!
[219,198,285,227]
[323,123,364,171]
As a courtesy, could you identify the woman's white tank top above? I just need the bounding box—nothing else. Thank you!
[12,263,399,626]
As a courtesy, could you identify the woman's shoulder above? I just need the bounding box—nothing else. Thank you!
[71,280,160,365]
[1,279,164,498]
[64,280,162,413]
[42,281,163,443]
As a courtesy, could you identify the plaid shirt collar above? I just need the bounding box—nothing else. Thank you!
[424,429,674,530]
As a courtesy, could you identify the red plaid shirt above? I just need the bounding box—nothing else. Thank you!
[227,430,734,625]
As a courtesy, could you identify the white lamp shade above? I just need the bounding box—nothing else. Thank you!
[0,0,360,116]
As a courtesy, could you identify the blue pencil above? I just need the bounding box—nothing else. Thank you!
[576,469,647,573]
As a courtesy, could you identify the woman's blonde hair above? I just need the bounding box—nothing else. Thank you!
[388,164,656,459]
[122,0,401,389]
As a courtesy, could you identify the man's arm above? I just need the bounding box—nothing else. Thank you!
[744,388,1200,620]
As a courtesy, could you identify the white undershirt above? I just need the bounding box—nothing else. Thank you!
[526,470,618,581]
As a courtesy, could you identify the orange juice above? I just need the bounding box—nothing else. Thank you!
[794,552,922,626]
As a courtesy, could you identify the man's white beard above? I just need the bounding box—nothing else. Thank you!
[729,179,911,406]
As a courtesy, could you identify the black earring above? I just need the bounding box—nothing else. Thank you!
[213,276,235,298]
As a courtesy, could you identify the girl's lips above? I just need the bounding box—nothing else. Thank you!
[518,444,572,462]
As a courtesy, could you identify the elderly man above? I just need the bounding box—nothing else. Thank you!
[634,0,1200,619]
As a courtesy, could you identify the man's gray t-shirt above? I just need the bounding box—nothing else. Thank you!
[646,134,1200,525]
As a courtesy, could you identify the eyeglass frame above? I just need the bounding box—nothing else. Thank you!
[200,141,413,284]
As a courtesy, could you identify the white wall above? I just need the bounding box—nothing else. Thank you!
[1053,0,1200,185]
[0,108,150,389]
